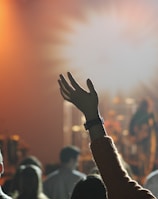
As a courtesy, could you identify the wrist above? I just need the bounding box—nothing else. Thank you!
[84,117,104,130]
[84,110,100,121]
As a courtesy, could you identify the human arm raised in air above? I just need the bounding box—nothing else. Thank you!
[58,72,156,199]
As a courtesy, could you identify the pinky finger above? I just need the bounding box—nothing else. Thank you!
[58,80,70,96]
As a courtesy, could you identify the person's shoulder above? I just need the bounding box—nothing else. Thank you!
[44,169,60,182]
[146,170,158,181]
[72,170,86,178]
[38,192,50,199]
[0,193,13,199]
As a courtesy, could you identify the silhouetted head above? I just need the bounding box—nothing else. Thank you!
[71,174,107,199]
[138,97,154,113]
[60,145,80,169]
[138,99,149,112]
[12,156,43,195]
[19,155,43,170]
[60,146,80,163]
[17,165,42,199]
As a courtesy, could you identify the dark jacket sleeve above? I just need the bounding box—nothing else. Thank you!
[90,136,156,199]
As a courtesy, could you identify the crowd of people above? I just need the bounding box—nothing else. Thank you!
[0,72,158,199]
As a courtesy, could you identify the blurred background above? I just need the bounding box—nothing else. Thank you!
[1,0,158,182]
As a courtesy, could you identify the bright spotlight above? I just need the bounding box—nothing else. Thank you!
[51,3,158,95]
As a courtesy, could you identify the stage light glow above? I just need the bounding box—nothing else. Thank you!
[51,3,158,95]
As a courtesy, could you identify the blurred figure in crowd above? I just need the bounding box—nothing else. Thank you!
[43,145,86,199]
[2,155,43,197]
[13,165,49,199]
[0,150,12,199]
[129,97,157,178]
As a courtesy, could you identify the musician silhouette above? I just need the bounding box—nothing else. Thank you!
[129,97,157,180]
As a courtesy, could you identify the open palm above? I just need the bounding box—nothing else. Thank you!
[58,72,99,119]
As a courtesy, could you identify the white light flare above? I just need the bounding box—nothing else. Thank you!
[52,5,158,94]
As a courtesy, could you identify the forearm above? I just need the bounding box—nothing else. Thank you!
[90,137,156,199]
[85,113,156,198]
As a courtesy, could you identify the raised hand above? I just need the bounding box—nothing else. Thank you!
[58,72,99,120]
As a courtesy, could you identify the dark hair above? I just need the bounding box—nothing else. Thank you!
[17,165,42,199]
[8,156,43,196]
[71,174,107,199]
[60,146,80,163]
[19,155,43,170]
